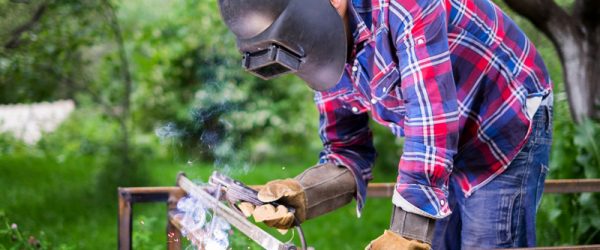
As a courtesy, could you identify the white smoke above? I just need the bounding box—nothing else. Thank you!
[175,196,232,250]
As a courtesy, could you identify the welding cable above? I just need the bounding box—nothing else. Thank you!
[294,218,307,250]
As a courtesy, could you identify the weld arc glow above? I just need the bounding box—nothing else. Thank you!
[175,195,232,250]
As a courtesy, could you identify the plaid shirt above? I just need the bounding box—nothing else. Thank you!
[316,0,552,218]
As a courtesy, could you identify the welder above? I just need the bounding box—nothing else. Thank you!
[218,0,554,249]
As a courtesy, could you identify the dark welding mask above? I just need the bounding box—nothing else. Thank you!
[218,0,347,91]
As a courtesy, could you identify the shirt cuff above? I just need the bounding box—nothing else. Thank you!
[392,183,451,219]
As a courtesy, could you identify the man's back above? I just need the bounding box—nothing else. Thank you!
[340,0,553,199]
[444,0,552,193]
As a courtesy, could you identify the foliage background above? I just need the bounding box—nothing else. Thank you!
[0,0,599,248]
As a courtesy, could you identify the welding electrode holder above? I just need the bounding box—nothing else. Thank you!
[212,172,307,249]
[177,172,307,250]
[221,177,308,250]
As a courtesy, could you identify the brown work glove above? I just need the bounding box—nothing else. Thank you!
[366,230,431,250]
[237,163,356,230]
[238,178,305,229]
[365,205,435,250]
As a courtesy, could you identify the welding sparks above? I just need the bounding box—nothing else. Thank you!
[175,196,231,250]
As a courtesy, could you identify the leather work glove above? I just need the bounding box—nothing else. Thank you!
[239,178,304,230]
[366,206,435,250]
[366,230,430,250]
[237,163,356,230]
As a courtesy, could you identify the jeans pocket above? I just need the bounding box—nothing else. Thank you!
[497,192,519,245]
[535,163,549,210]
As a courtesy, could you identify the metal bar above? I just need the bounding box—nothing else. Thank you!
[543,179,600,194]
[121,187,182,194]
[118,188,133,250]
[366,183,396,198]
[121,187,183,203]
[505,245,600,250]
[118,178,600,250]
[167,189,185,250]
[363,179,600,198]
[117,178,600,202]
[177,174,297,250]
[118,187,184,250]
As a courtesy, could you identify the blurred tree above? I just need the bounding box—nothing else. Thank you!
[2,1,48,50]
[503,0,600,122]
[0,0,323,166]
[0,0,101,104]
[0,0,144,185]
[101,0,134,167]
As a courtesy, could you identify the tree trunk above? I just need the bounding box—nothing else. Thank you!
[104,0,133,165]
[4,2,48,49]
[503,0,600,123]
[557,30,600,122]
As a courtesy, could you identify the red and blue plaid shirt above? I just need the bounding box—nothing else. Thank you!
[315,0,552,218]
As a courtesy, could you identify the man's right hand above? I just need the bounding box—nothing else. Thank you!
[237,163,357,230]
[238,178,307,229]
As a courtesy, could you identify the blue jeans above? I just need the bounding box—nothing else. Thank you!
[432,105,553,249]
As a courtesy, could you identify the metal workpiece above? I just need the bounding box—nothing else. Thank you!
[118,186,186,250]
[176,173,299,250]
[118,178,600,250]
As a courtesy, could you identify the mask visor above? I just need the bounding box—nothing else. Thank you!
[242,44,302,80]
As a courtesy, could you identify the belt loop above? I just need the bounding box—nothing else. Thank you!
[545,105,552,132]
[541,94,553,133]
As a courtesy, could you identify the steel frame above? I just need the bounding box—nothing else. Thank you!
[118,179,600,250]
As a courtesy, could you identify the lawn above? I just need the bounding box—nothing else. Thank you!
[0,152,395,249]
[1,146,595,249]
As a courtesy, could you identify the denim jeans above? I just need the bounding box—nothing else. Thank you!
[432,105,553,249]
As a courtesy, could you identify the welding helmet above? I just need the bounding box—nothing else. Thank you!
[217,0,348,91]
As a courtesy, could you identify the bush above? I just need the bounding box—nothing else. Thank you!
[537,101,600,245]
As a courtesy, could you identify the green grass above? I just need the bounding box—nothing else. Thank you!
[0,152,395,249]
[0,153,113,249]
[4,149,593,249]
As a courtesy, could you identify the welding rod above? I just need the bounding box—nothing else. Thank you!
[176,173,298,250]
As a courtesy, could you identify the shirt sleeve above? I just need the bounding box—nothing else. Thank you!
[389,0,459,219]
[314,74,376,214]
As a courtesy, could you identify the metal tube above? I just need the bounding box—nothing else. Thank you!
[117,178,600,250]
[118,188,133,250]
[167,189,185,250]
[543,179,600,194]
[503,245,600,250]
[361,179,600,198]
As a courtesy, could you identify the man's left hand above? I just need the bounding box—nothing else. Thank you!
[366,230,431,250]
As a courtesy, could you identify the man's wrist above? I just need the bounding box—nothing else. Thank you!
[294,163,356,220]
[389,205,436,245]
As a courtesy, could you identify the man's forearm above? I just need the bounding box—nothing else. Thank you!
[295,163,356,220]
